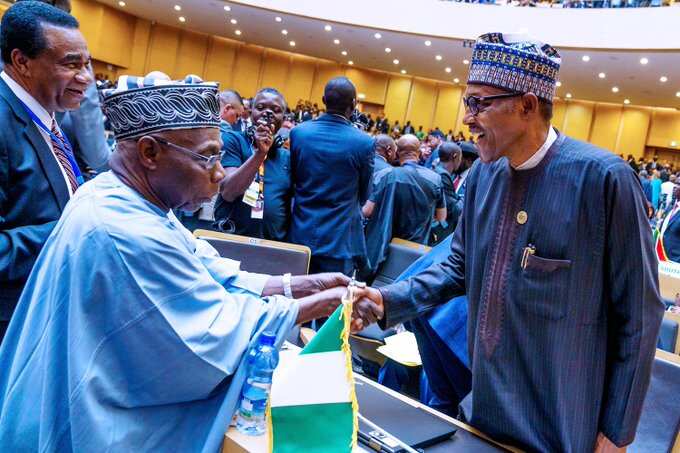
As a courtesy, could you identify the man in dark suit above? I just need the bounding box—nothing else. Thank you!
[0,2,92,343]
[431,141,463,245]
[289,77,374,275]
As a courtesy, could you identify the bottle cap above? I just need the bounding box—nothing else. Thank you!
[259,332,276,346]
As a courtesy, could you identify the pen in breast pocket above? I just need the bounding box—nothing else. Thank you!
[521,244,536,270]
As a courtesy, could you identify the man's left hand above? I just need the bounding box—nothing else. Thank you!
[291,273,351,298]
[594,433,626,453]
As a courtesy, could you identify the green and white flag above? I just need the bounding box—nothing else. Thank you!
[268,299,358,453]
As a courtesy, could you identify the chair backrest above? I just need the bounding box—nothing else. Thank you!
[193,229,311,276]
[630,350,680,453]
[658,261,680,303]
[373,238,431,288]
[659,312,680,354]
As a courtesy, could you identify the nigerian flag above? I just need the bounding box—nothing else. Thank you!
[268,300,358,453]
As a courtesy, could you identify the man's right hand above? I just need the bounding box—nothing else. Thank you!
[254,121,274,156]
[351,286,384,333]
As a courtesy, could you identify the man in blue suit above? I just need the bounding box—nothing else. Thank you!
[0,2,92,343]
[289,77,374,275]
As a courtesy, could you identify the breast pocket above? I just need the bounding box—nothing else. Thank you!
[516,253,572,320]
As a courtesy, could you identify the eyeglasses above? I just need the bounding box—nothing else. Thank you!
[152,137,224,170]
[463,92,523,116]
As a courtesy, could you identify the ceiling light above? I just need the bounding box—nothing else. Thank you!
[556,81,562,87]
[640,57,648,65]
[453,78,460,83]
[224,5,231,11]
[435,55,442,61]
[178,16,186,22]
[445,67,451,73]
[324,24,332,32]
[333,39,340,45]
[660,76,668,83]
[230,19,237,24]
[118,0,125,6]
[401,69,407,74]
[289,41,295,47]
[676,91,680,97]
[424,40,431,46]
[374,33,382,39]
[462,59,469,65]
[281,29,288,35]
[582,55,590,62]
[348,60,354,65]
[393,59,399,65]
[612,86,619,93]
[341,50,348,56]
[566,93,572,98]
[385,47,391,53]
[234,29,241,35]
[275,16,282,22]
[174,5,181,11]
[358,93,366,99]
[624,99,630,104]
[598,72,606,79]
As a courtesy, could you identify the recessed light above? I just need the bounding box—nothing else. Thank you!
[281,29,287,35]
[462,59,469,65]
[660,76,668,83]
[556,81,562,87]
[612,86,619,93]
[384,48,391,53]
[118,1,125,6]
[393,59,399,65]
[174,5,181,11]
[275,16,282,22]
[640,57,648,65]
[289,41,295,47]
[341,50,348,56]
[324,25,332,32]
[582,55,590,62]
[178,16,186,22]
[598,72,606,79]
[224,5,231,11]
[676,91,680,97]
[358,93,366,99]
[401,69,407,74]
[234,29,241,35]
[230,19,237,24]
[566,93,572,98]
[435,55,442,61]
[374,33,382,39]
[424,40,431,46]
[453,78,460,83]
[348,60,354,65]
[333,39,340,45]
[445,67,451,73]
[624,99,630,104]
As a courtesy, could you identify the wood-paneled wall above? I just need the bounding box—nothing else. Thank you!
[13,0,680,159]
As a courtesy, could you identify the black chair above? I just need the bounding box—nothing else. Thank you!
[630,350,680,453]
[193,229,310,276]
[658,312,680,354]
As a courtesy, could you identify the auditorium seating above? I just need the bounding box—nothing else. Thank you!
[630,350,680,453]
[193,229,311,276]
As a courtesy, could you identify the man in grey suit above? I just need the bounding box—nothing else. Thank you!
[355,33,663,452]
[0,1,93,343]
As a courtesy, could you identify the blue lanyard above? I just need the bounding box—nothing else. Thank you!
[20,101,84,184]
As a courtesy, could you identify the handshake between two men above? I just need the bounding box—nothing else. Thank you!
[274,272,385,332]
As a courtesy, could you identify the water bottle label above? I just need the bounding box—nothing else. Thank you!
[250,381,271,391]
[241,398,254,413]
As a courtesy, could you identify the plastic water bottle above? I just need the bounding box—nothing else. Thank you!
[236,332,279,435]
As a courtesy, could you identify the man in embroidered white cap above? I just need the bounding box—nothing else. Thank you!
[356,33,663,452]
[0,73,377,451]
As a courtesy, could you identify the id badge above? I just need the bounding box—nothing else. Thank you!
[251,197,264,219]
[242,181,259,207]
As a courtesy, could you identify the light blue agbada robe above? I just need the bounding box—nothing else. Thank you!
[0,171,299,452]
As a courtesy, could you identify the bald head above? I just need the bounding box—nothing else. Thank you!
[145,71,171,81]
[375,134,396,163]
[396,134,420,163]
[218,89,244,125]
[322,76,356,118]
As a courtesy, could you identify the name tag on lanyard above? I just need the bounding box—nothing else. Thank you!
[242,161,265,219]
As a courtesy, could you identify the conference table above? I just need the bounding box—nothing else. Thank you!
[222,345,517,453]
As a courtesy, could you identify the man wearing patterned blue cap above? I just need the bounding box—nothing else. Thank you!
[357,33,663,452]
[0,73,362,451]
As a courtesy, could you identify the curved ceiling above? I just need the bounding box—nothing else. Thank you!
[99,0,680,108]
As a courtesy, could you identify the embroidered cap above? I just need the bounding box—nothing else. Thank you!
[467,32,561,103]
[101,74,221,141]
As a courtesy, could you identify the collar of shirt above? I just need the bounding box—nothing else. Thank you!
[376,154,387,163]
[514,126,557,171]
[1,71,53,128]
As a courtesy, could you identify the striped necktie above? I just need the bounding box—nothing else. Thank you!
[50,118,79,193]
